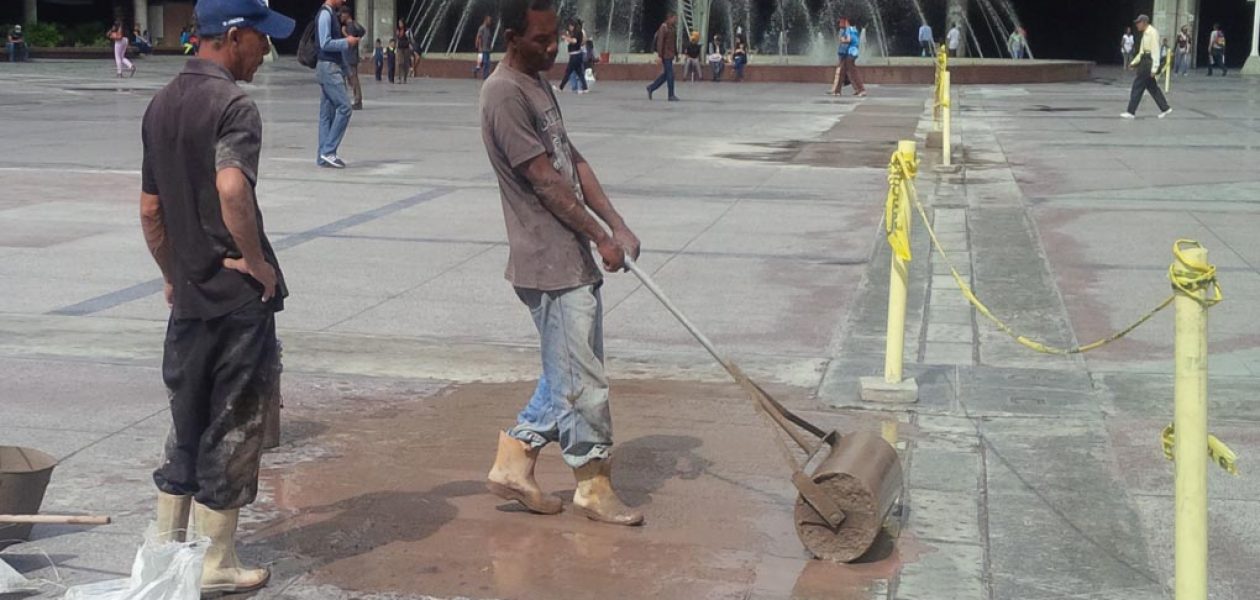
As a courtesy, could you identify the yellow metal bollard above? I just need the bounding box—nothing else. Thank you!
[941,71,952,167]
[1171,242,1210,600]
[860,141,919,403]
[1164,49,1174,92]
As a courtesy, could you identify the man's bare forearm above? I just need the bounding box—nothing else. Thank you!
[140,193,174,281]
[533,169,611,243]
[574,158,626,231]
[217,168,267,264]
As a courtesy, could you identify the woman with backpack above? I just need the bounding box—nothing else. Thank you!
[1174,26,1190,76]
[108,21,135,78]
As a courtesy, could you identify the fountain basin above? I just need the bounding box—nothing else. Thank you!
[415,54,1091,84]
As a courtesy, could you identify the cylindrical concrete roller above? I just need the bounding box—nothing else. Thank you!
[794,432,903,562]
[623,256,905,562]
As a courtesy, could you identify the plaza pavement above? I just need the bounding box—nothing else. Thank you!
[0,56,1257,599]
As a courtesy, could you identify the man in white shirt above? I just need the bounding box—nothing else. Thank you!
[919,23,933,56]
[1122,15,1171,119]
[946,24,961,57]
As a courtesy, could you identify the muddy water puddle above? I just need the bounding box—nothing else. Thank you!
[251,379,928,599]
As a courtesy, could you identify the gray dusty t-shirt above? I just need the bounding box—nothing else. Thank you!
[479,64,600,291]
[477,25,492,52]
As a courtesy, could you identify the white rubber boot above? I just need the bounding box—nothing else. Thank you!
[155,492,190,542]
[192,502,269,595]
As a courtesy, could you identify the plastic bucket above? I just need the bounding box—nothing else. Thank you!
[0,446,58,549]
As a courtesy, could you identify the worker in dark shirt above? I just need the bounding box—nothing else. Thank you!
[140,0,294,594]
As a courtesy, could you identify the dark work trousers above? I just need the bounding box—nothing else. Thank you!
[647,59,676,98]
[153,300,278,510]
[560,53,587,91]
[1127,58,1170,115]
[375,57,383,81]
[921,40,934,56]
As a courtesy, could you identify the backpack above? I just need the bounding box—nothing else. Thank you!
[297,6,330,69]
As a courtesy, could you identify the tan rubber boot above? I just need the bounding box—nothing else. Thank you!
[486,431,563,515]
[572,459,644,526]
[192,502,270,595]
[155,492,191,542]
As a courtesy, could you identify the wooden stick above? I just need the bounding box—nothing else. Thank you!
[0,514,111,525]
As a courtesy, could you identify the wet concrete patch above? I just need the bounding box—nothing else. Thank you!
[250,379,913,599]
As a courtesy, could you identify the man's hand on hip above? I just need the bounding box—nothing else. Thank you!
[223,257,277,302]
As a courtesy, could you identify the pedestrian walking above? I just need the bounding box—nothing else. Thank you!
[558,19,587,93]
[373,39,384,80]
[1207,24,1226,76]
[340,6,365,110]
[140,0,295,594]
[918,22,933,57]
[396,20,412,83]
[1007,28,1024,59]
[646,11,679,101]
[707,33,726,81]
[386,38,396,82]
[480,0,644,528]
[684,31,702,82]
[946,23,961,57]
[731,39,748,81]
[314,0,359,168]
[108,21,136,78]
[1121,15,1171,119]
[1174,26,1190,76]
[475,15,494,79]
[1121,27,1135,66]
[829,17,865,96]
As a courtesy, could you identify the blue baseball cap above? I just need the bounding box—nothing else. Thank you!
[196,0,296,39]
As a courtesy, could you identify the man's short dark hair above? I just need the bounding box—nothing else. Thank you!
[340,6,353,16]
[501,0,555,37]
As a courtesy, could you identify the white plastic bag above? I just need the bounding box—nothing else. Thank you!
[585,67,596,84]
[0,556,42,593]
[63,526,208,600]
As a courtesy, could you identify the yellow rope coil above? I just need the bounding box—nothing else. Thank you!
[884,149,917,262]
[904,183,1222,355]
[1162,424,1239,476]
[1170,239,1223,306]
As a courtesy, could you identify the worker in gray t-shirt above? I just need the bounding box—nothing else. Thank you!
[479,0,644,528]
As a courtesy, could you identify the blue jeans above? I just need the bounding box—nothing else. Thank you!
[316,61,353,159]
[8,42,27,62]
[647,59,675,97]
[509,284,612,468]
[560,53,587,91]
[480,51,491,79]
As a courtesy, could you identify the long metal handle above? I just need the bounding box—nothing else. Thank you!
[623,256,728,369]
[622,256,826,447]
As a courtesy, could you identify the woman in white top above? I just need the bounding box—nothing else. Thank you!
[1121,27,1135,66]
[108,21,135,78]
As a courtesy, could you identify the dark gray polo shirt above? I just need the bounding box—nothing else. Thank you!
[141,59,287,320]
